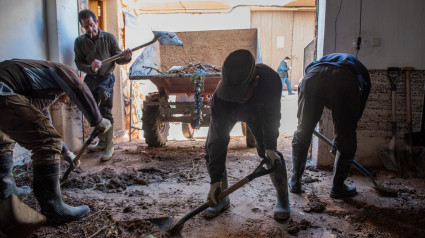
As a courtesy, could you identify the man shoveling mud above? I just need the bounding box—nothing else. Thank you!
[290,53,371,198]
[203,49,290,220]
[0,59,111,225]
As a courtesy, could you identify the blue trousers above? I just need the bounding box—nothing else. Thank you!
[281,76,292,96]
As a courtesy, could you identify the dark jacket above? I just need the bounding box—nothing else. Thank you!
[206,63,282,183]
[74,29,131,77]
[0,59,102,126]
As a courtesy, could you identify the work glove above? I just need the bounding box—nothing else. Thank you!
[63,151,81,167]
[265,149,282,167]
[95,118,112,134]
[207,181,222,205]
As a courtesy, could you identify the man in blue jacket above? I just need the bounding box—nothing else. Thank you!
[277,56,295,97]
[203,49,290,220]
[289,53,371,198]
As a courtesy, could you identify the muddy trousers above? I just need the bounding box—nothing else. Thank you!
[33,163,90,224]
[291,65,360,192]
[0,95,62,166]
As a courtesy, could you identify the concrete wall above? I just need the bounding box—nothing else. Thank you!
[0,0,48,61]
[314,0,425,168]
[321,0,425,69]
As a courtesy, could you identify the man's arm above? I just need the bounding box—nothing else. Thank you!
[108,34,131,65]
[74,38,96,75]
[205,96,234,184]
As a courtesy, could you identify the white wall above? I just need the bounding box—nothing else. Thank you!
[137,7,251,32]
[0,0,48,61]
[321,0,425,69]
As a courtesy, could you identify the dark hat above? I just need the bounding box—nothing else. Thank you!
[216,49,256,102]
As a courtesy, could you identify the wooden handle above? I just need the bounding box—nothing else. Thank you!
[100,36,158,65]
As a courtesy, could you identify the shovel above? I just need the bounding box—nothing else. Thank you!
[60,129,101,185]
[379,67,402,172]
[94,31,183,72]
[313,129,398,197]
[139,158,278,237]
[0,194,47,238]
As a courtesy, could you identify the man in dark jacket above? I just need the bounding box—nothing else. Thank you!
[290,53,371,198]
[204,49,290,220]
[0,59,111,224]
[74,9,132,162]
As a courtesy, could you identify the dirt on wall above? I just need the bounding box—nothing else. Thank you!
[13,133,425,238]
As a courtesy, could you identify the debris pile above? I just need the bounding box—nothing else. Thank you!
[167,62,221,75]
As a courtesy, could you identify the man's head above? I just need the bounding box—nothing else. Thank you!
[284,56,290,62]
[78,9,98,40]
[216,49,257,103]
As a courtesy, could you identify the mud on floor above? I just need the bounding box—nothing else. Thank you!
[13,135,425,238]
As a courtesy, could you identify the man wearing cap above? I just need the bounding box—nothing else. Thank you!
[289,53,370,198]
[203,49,290,220]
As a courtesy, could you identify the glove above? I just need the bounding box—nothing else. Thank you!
[265,149,282,167]
[63,151,80,167]
[207,181,222,205]
[95,118,111,134]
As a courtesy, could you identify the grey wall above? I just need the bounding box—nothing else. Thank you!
[321,0,425,69]
[0,0,48,61]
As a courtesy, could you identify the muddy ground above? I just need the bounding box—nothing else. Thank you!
[13,131,425,238]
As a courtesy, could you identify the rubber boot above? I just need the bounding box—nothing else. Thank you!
[0,154,31,200]
[289,148,308,194]
[202,171,230,218]
[87,132,105,153]
[269,160,290,220]
[100,126,114,162]
[33,163,90,224]
[329,152,357,199]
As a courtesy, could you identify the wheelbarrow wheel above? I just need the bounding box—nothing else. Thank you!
[246,126,256,148]
[182,123,194,139]
[142,93,169,147]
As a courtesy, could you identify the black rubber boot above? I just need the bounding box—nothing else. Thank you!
[289,148,308,194]
[269,156,290,220]
[202,170,230,218]
[33,163,90,224]
[329,152,357,199]
[0,154,31,200]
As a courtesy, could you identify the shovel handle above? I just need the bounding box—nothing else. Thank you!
[72,129,101,166]
[169,158,275,234]
[61,129,101,183]
[100,36,158,65]
[313,129,375,181]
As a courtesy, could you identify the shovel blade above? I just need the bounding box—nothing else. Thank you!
[0,194,46,238]
[153,31,183,46]
[147,216,174,231]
